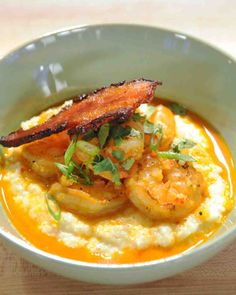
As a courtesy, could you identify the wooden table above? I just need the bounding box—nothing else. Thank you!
[0,1,236,294]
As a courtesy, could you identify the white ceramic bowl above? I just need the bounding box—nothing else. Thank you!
[0,24,235,284]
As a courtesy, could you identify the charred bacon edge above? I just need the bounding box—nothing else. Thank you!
[0,79,161,147]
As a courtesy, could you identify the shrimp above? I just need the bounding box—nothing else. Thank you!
[105,120,144,161]
[21,132,69,178]
[75,120,144,180]
[125,156,206,221]
[149,105,176,150]
[23,118,144,181]
[49,178,127,217]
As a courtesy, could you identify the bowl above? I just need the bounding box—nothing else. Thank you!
[0,24,235,285]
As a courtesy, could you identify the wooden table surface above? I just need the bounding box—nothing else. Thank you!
[0,1,236,294]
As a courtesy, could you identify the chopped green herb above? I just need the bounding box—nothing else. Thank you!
[93,157,121,185]
[45,193,61,221]
[149,125,163,151]
[64,134,78,166]
[93,157,114,174]
[110,125,132,146]
[143,120,155,134]
[56,132,94,185]
[112,150,125,161]
[145,105,156,118]
[98,123,110,148]
[114,137,123,146]
[113,127,141,147]
[122,157,135,171]
[132,113,145,121]
[158,151,196,162]
[110,125,131,139]
[76,140,100,158]
[55,162,72,177]
[111,167,121,185]
[169,103,187,116]
[71,160,92,185]
[93,154,104,164]
[55,163,79,181]
[83,130,96,141]
[171,138,196,153]
[55,162,92,185]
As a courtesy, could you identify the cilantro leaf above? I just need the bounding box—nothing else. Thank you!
[171,138,196,153]
[98,123,110,148]
[114,137,123,146]
[83,130,96,141]
[93,157,121,185]
[112,150,125,161]
[110,125,132,147]
[110,125,131,138]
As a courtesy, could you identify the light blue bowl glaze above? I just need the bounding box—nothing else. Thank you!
[0,24,235,284]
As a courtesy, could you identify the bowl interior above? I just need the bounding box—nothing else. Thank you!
[0,24,235,257]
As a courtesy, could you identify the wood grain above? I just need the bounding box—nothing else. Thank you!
[0,0,236,294]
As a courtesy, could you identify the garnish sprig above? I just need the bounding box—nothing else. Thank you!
[171,138,196,153]
[112,150,125,161]
[157,151,196,162]
[98,123,110,148]
[93,157,121,185]
[45,193,61,221]
[64,134,78,166]
[56,134,94,185]
[143,118,196,162]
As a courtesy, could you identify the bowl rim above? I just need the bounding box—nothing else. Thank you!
[0,23,235,270]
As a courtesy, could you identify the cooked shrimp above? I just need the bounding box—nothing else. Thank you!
[49,178,127,217]
[75,120,144,180]
[22,132,69,178]
[105,120,144,161]
[126,156,206,221]
[149,105,176,150]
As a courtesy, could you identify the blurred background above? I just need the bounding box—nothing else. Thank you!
[0,0,236,58]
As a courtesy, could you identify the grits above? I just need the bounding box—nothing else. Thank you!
[1,104,232,261]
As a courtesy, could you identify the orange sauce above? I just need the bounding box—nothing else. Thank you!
[0,101,235,264]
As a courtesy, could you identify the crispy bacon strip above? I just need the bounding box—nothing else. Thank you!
[0,79,160,147]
